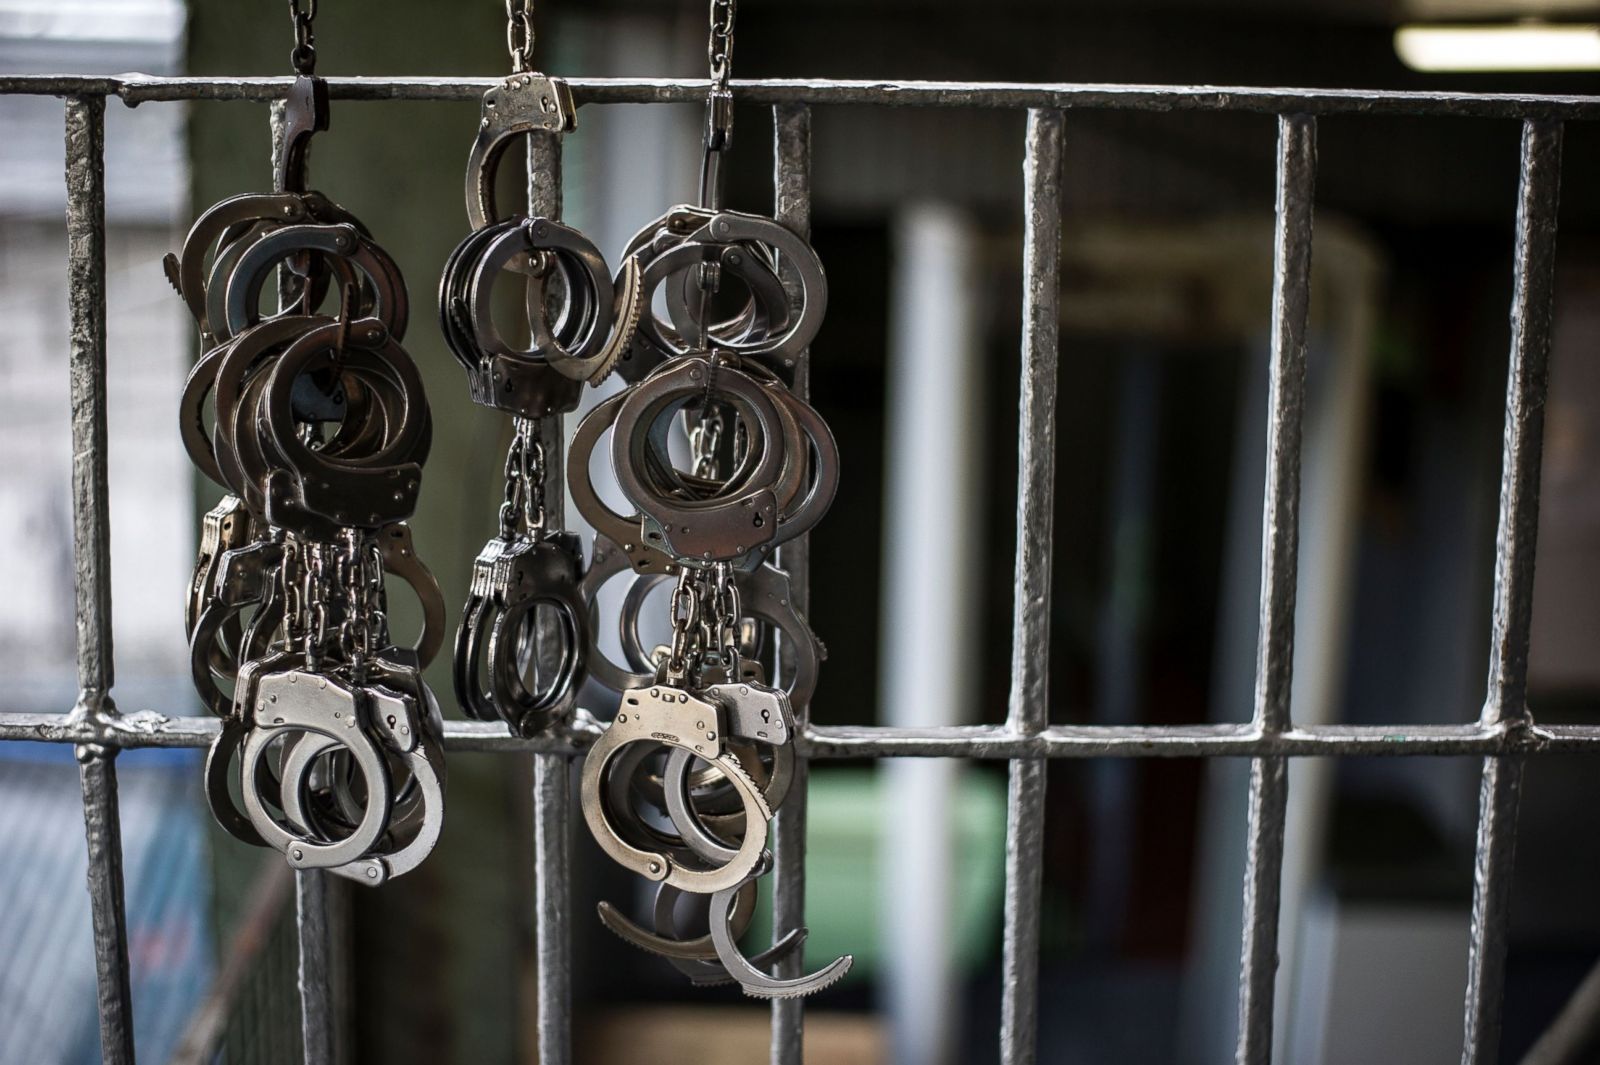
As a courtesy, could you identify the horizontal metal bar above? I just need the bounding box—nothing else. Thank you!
[799,723,1600,758]
[0,712,596,750]
[2,74,1600,120]
[9,714,1600,757]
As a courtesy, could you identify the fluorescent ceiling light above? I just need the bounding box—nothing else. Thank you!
[1395,22,1600,71]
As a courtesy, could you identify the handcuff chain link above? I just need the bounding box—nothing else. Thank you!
[708,0,735,88]
[506,0,535,73]
[336,530,385,674]
[499,417,546,540]
[664,567,705,686]
[288,0,317,75]
[712,561,741,674]
[689,405,723,480]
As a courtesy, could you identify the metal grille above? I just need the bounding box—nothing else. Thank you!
[0,72,1585,1065]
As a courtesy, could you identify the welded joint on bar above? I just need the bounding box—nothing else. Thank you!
[65,690,123,760]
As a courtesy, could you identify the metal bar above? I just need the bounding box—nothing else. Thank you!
[77,750,137,1065]
[532,754,572,1065]
[1463,117,1564,1065]
[997,107,1064,1065]
[260,94,345,1065]
[527,128,574,1065]
[1481,120,1562,736]
[4,73,1600,120]
[1236,112,1317,1065]
[17,714,1600,756]
[64,92,137,1065]
[65,93,115,705]
[296,871,335,1065]
[1253,115,1316,741]
[770,100,813,1065]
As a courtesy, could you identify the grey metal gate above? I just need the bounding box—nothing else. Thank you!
[0,72,1588,1065]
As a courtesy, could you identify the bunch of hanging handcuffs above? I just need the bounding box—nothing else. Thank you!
[173,0,850,997]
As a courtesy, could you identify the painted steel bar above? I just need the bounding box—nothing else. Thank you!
[528,128,574,1065]
[77,748,137,1065]
[998,107,1064,1065]
[1465,757,1528,1065]
[1462,117,1564,1065]
[259,96,344,1065]
[65,93,115,704]
[64,92,137,1065]
[1252,114,1316,740]
[1481,120,1562,736]
[531,754,572,1065]
[769,100,813,1065]
[1236,112,1316,1065]
[16,714,1600,756]
[3,74,1600,121]
[295,871,335,1065]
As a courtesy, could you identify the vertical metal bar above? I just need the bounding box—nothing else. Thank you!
[78,750,137,1065]
[65,92,137,1065]
[295,871,335,1065]
[999,107,1063,1065]
[1236,112,1316,1065]
[770,100,812,1065]
[65,96,114,697]
[528,128,574,1065]
[1462,117,1563,1065]
[1480,119,1562,736]
[531,754,572,1065]
[262,99,342,1065]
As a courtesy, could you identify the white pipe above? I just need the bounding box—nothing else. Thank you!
[879,204,985,1065]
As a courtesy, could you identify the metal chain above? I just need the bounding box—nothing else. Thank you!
[498,424,526,540]
[688,405,724,480]
[303,541,329,669]
[506,0,535,73]
[712,562,742,675]
[334,530,387,673]
[664,568,705,686]
[338,530,364,671]
[521,423,548,534]
[698,0,737,209]
[707,0,735,88]
[288,0,317,75]
[281,537,305,650]
[499,418,547,539]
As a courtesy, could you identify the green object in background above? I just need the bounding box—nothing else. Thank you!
[751,767,1009,983]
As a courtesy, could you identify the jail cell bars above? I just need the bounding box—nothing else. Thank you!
[0,73,1588,1065]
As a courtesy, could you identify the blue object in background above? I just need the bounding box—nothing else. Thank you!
[0,741,213,1065]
